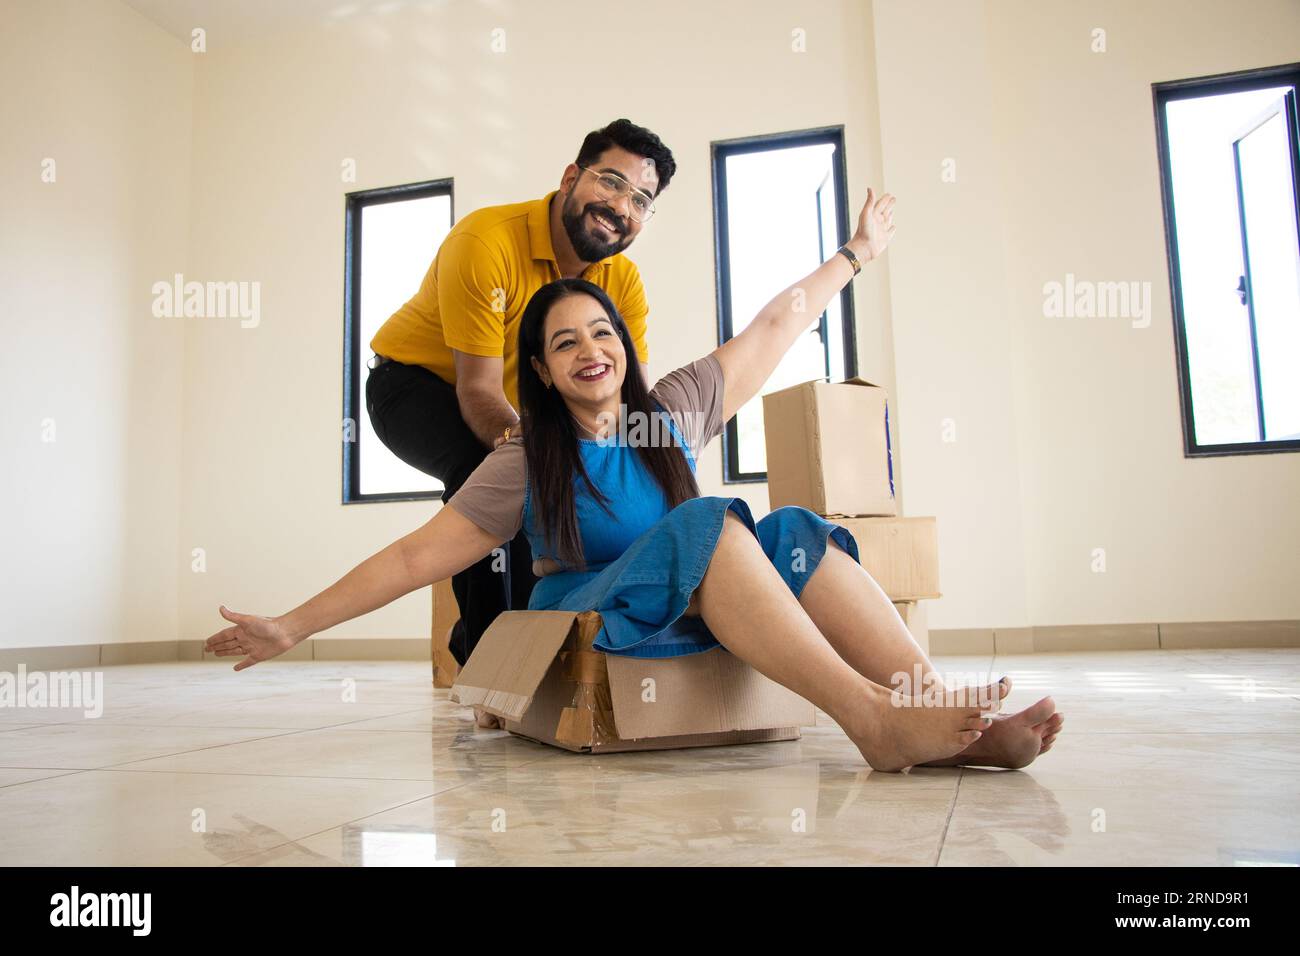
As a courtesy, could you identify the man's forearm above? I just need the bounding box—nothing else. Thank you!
[457,385,520,449]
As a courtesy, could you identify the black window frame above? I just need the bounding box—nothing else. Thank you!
[342,177,454,504]
[711,125,859,484]
[1153,62,1300,458]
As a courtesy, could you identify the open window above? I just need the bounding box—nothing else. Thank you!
[342,179,454,502]
[1154,63,1300,455]
[711,126,859,482]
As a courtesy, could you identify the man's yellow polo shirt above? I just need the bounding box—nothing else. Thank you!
[369,189,650,410]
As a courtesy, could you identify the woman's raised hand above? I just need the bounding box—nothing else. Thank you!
[853,187,897,262]
[204,605,298,671]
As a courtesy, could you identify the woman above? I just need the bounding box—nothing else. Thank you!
[205,187,1063,772]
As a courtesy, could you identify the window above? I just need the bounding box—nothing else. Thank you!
[711,126,858,482]
[342,179,453,502]
[1154,63,1300,456]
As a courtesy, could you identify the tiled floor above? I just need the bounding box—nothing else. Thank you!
[1,648,1297,866]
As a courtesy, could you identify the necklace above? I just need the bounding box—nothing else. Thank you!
[573,406,618,440]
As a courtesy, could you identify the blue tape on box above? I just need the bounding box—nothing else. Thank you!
[885,402,895,498]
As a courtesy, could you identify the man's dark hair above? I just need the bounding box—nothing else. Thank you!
[575,119,677,197]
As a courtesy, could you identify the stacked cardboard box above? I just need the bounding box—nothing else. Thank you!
[762,376,939,653]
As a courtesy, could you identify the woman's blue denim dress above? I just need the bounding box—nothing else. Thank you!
[523,405,863,659]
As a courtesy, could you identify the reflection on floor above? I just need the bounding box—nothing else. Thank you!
[1,648,1297,866]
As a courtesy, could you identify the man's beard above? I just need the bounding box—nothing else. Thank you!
[560,193,632,263]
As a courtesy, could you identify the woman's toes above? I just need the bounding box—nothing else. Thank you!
[1020,696,1056,725]
[960,730,983,745]
[966,679,1008,712]
[992,676,1012,706]
[1035,711,1064,729]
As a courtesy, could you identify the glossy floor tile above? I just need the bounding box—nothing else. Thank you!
[0,652,1296,865]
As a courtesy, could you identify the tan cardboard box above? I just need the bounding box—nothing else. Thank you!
[892,601,930,655]
[451,609,815,753]
[761,376,896,516]
[430,578,460,688]
[833,516,941,600]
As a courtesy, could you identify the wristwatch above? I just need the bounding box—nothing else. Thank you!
[837,244,862,276]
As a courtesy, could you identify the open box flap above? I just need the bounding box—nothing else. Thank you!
[450,610,578,721]
[766,375,886,400]
[836,375,885,388]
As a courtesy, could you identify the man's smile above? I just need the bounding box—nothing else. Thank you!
[588,208,623,235]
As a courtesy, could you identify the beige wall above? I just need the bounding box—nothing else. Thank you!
[874,0,1300,628]
[0,0,191,649]
[4,0,1296,650]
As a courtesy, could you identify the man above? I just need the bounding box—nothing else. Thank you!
[366,118,676,667]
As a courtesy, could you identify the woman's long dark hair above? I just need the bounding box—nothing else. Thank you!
[518,278,700,571]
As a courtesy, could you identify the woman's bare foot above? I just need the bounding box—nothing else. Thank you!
[1038,711,1063,754]
[918,696,1064,769]
[845,677,1011,772]
[473,705,503,729]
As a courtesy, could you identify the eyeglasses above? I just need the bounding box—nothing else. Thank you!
[577,166,657,223]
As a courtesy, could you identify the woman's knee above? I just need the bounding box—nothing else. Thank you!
[705,510,760,575]
[756,506,808,535]
[758,505,818,524]
[719,508,758,544]
[754,505,818,553]
[696,513,754,606]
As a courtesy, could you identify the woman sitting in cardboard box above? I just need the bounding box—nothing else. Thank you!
[204,187,1063,772]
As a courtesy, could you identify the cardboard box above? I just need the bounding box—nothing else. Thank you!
[762,376,895,516]
[892,601,930,655]
[833,516,941,600]
[450,609,815,753]
[431,577,460,688]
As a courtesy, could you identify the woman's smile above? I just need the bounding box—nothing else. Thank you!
[574,363,611,382]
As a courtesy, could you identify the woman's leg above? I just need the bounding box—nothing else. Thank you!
[692,510,1007,772]
[797,536,941,691]
[797,537,1065,768]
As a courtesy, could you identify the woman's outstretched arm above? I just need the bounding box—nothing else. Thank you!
[712,186,896,422]
[203,506,505,671]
